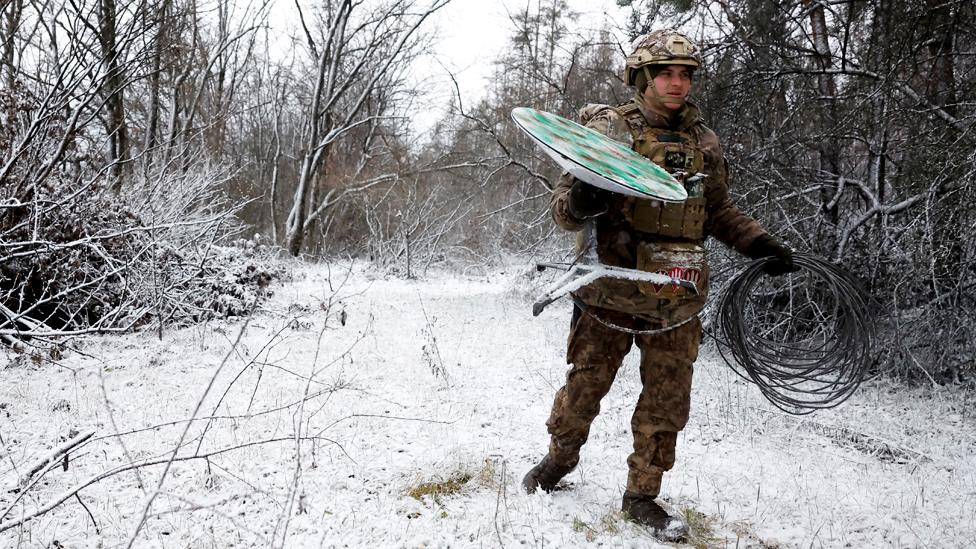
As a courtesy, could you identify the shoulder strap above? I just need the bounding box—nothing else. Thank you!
[610,100,644,142]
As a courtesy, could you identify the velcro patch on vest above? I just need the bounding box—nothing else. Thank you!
[636,242,709,299]
[650,266,703,296]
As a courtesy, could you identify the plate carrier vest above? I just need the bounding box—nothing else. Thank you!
[572,100,711,328]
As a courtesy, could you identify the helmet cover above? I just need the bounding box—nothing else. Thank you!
[623,30,702,87]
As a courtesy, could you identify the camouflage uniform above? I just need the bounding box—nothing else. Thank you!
[545,96,768,497]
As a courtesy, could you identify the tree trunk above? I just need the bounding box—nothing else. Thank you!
[922,0,963,294]
[98,0,129,190]
[924,0,957,116]
[2,0,23,91]
[805,0,842,232]
[143,0,169,168]
[284,36,331,256]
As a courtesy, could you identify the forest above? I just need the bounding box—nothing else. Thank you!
[2,0,974,383]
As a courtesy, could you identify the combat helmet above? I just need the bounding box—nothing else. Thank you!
[623,30,702,88]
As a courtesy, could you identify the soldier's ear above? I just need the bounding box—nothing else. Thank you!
[634,70,648,93]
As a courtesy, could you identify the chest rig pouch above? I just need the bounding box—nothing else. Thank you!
[626,127,707,239]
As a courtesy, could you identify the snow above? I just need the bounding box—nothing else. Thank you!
[1,259,974,547]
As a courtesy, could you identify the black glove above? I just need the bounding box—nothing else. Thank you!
[746,234,798,277]
[568,180,610,220]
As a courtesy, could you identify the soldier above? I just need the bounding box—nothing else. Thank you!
[522,30,796,540]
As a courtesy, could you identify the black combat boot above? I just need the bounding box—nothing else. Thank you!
[521,454,575,494]
[621,491,688,542]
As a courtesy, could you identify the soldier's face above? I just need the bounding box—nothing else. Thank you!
[647,65,693,110]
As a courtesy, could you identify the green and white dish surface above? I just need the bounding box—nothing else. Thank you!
[511,107,687,202]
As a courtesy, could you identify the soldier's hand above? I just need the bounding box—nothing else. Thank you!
[568,180,610,220]
[746,234,798,277]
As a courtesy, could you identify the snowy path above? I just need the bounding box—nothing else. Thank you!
[1,261,974,548]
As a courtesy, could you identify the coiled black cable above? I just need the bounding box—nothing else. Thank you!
[712,253,876,415]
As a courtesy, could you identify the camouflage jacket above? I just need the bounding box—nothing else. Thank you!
[550,97,767,268]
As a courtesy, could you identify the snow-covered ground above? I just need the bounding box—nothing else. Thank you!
[1,260,974,548]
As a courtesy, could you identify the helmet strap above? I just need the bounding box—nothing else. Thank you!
[639,65,686,114]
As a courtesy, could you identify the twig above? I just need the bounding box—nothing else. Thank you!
[493,459,508,547]
[18,430,95,488]
[0,434,342,534]
[75,493,99,534]
[124,299,258,547]
[194,317,293,454]
[151,492,269,543]
[99,364,147,493]
[273,297,333,548]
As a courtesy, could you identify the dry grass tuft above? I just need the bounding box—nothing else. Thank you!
[679,505,719,548]
[571,509,626,542]
[406,470,473,502]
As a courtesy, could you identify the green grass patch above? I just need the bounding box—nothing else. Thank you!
[571,516,590,532]
[571,516,597,542]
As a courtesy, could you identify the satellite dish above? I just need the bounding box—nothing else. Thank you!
[512,107,687,202]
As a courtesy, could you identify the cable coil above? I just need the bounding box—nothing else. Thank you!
[714,253,876,415]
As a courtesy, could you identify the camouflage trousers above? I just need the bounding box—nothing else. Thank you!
[546,306,701,497]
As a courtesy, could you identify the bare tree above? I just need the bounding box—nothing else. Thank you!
[414,3,626,257]
[282,0,449,256]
